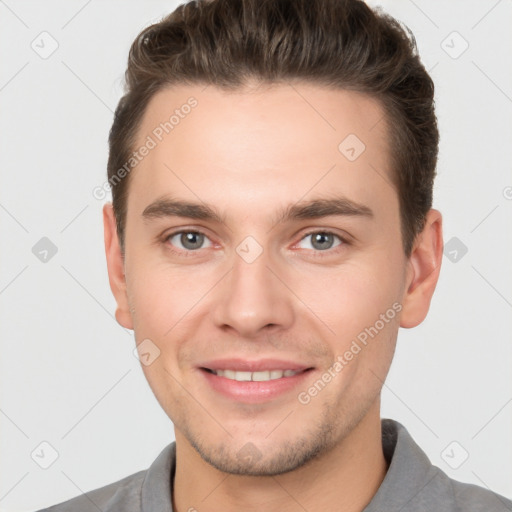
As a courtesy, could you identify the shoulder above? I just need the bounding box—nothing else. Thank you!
[33,469,147,512]
[33,442,176,512]
[375,419,512,511]
[441,471,512,511]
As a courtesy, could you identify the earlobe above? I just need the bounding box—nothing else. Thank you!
[103,203,134,330]
[399,209,443,329]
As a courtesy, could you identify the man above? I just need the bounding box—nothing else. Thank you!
[37,0,511,510]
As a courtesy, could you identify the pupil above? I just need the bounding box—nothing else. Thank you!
[183,232,202,250]
[313,233,332,250]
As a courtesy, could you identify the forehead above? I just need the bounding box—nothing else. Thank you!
[127,82,396,223]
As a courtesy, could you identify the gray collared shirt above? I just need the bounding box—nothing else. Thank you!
[36,418,512,511]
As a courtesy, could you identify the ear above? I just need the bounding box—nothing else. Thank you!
[103,203,133,330]
[400,209,443,328]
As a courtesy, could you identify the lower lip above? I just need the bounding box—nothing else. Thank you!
[200,368,314,404]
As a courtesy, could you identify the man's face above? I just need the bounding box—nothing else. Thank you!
[113,83,413,475]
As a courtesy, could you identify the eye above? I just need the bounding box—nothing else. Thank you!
[165,230,213,252]
[296,231,345,252]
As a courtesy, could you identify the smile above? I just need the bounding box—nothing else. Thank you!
[206,368,304,381]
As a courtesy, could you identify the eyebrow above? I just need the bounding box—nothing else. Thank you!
[141,195,374,225]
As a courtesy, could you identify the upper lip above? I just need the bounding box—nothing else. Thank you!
[199,358,313,372]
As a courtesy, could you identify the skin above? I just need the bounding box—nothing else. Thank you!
[104,82,443,512]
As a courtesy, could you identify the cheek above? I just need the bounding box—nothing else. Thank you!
[297,259,402,334]
[126,254,199,327]
[308,266,400,397]
[138,359,186,425]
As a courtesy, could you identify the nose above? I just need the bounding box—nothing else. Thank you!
[212,246,295,338]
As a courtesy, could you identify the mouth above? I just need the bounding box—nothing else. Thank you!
[201,367,311,381]
[199,366,315,403]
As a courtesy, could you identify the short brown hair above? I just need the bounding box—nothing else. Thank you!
[107,0,438,257]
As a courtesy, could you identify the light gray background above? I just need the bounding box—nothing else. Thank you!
[1,1,511,510]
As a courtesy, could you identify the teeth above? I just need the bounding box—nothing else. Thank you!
[212,369,302,381]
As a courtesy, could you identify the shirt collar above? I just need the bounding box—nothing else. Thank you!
[141,441,175,511]
[362,418,441,511]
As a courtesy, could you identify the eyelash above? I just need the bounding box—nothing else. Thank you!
[162,229,350,258]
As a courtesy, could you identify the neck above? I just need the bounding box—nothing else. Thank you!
[172,403,388,512]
